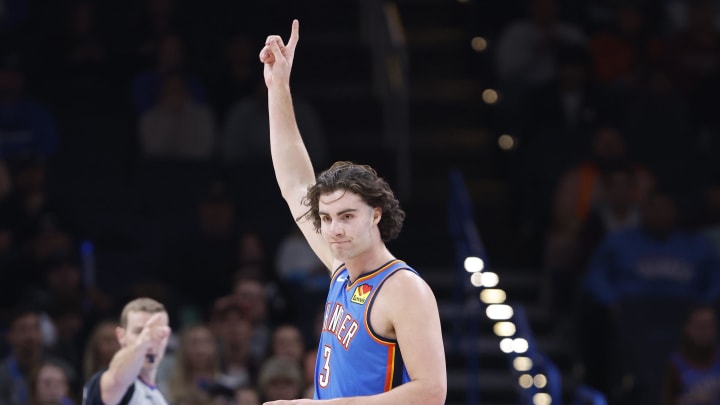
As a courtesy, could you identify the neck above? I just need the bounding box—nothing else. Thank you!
[139,368,157,386]
[344,245,395,282]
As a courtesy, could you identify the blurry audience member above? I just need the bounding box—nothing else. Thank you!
[495,0,585,119]
[163,324,229,404]
[700,182,720,255]
[666,0,720,129]
[27,359,75,405]
[220,81,326,168]
[210,33,257,118]
[139,71,215,160]
[167,181,239,310]
[59,2,107,77]
[0,306,49,405]
[269,325,304,366]
[132,33,206,114]
[81,321,120,382]
[234,386,260,405]
[589,3,664,86]
[662,306,720,405]
[545,126,654,273]
[257,357,303,402]
[209,298,253,390]
[583,189,720,307]
[231,276,270,365]
[235,230,267,278]
[302,349,316,399]
[0,53,60,160]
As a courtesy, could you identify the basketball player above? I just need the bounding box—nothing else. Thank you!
[259,20,447,404]
[82,298,171,405]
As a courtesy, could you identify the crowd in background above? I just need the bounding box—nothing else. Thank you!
[1,0,720,404]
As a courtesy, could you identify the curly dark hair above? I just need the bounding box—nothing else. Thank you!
[298,161,405,242]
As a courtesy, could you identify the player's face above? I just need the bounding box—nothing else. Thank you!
[118,311,169,369]
[319,190,380,261]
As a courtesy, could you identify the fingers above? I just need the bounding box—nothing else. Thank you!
[287,19,300,49]
[144,312,167,327]
[267,40,284,63]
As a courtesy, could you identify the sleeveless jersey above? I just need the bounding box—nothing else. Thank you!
[313,259,416,399]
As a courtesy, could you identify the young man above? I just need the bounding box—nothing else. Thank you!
[259,20,446,404]
[82,298,171,405]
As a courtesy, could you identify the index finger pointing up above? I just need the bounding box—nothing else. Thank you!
[287,19,300,49]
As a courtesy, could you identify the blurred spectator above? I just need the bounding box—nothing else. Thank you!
[301,349,316,399]
[58,2,107,78]
[524,45,602,143]
[665,0,720,128]
[138,70,215,160]
[0,306,49,405]
[163,324,231,404]
[220,80,326,168]
[546,164,641,311]
[27,359,75,405]
[0,53,60,160]
[210,33,258,119]
[700,182,720,255]
[81,320,120,382]
[268,325,304,366]
[231,276,271,366]
[234,386,260,405]
[495,0,586,118]
[165,180,239,310]
[131,33,207,114]
[583,189,720,307]
[256,357,303,402]
[544,126,654,273]
[662,306,720,405]
[589,3,665,86]
[209,298,254,390]
[236,230,267,279]
[274,228,328,333]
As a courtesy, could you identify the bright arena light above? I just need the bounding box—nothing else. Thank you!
[519,374,534,389]
[470,272,483,287]
[480,272,499,287]
[499,338,514,353]
[533,393,552,405]
[486,304,513,320]
[513,338,529,354]
[471,36,488,52]
[480,288,506,304]
[534,374,548,389]
[493,321,516,337]
[482,89,498,104]
[498,134,517,151]
[513,356,533,372]
[464,256,484,273]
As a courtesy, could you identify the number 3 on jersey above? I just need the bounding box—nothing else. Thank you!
[318,345,332,388]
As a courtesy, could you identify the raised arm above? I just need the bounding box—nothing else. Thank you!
[100,313,169,405]
[260,20,334,271]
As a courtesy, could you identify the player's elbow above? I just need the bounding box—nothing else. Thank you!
[422,379,447,405]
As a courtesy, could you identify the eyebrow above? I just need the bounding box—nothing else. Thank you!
[318,208,358,217]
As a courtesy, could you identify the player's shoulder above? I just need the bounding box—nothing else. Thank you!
[380,266,434,300]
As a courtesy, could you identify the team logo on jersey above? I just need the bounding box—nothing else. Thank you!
[350,283,373,304]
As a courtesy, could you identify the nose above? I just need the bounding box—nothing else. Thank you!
[329,219,344,236]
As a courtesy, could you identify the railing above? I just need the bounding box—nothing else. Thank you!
[358,0,411,200]
[448,168,489,404]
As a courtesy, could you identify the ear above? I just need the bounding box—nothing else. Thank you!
[372,207,382,225]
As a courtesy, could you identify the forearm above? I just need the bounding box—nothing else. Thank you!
[102,343,147,400]
[323,380,445,405]
[268,83,316,199]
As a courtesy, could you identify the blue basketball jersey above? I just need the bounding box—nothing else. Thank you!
[671,352,720,404]
[313,259,416,399]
